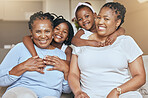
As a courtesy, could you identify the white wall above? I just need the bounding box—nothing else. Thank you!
[43,0,70,21]
[114,0,148,55]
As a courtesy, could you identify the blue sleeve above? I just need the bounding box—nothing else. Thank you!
[0,43,22,86]
[62,79,71,93]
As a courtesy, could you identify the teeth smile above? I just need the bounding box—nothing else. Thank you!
[40,40,46,43]
[56,35,62,39]
[99,26,106,30]
[83,23,89,26]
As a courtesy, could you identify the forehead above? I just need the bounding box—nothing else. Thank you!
[32,19,52,27]
[57,22,68,27]
[99,7,116,17]
[76,6,93,15]
[56,22,69,31]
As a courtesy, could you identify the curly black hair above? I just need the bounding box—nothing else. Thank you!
[53,16,74,45]
[28,11,54,31]
[102,2,126,30]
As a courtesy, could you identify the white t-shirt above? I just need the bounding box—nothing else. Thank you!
[61,44,68,53]
[73,35,143,98]
[80,28,93,39]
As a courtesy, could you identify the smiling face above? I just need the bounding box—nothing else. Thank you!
[76,7,95,31]
[31,19,53,49]
[95,7,121,38]
[53,22,69,44]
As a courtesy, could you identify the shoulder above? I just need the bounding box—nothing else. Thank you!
[122,35,137,44]
[117,35,142,52]
[116,35,135,44]
[3,42,27,58]
[11,42,26,51]
[61,44,68,52]
[121,35,134,40]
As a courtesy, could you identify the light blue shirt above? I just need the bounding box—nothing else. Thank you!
[0,42,71,98]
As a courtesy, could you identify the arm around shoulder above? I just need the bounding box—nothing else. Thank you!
[71,29,94,47]
[23,35,38,56]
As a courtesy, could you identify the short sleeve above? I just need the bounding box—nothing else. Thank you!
[72,46,83,56]
[121,36,143,63]
[80,28,93,39]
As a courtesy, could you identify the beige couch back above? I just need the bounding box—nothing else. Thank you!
[0,48,10,63]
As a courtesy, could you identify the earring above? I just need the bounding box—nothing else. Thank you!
[52,36,54,39]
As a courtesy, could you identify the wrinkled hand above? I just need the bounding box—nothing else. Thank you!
[75,91,90,98]
[105,32,118,46]
[23,56,46,74]
[43,56,69,79]
[44,56,69,72]
[107,88,119,98]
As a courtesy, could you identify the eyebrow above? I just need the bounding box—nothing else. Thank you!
[64,29,68,32]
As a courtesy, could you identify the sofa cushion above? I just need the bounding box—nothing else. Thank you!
[138,55,148,96]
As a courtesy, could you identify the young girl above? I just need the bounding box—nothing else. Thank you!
[23,15,74,80]
[72,2,125,47]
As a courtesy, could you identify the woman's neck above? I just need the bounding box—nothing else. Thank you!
[44,45,55,50]
[51,40,63,49]
[89,33,107,43]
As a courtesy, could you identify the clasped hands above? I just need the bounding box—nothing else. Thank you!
[22,55,69,75]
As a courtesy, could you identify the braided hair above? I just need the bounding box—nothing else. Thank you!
[28,11,54,31]
[53,15,74,45]
[102,2,126,30]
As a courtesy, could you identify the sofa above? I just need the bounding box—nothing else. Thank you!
[0,48,148,98]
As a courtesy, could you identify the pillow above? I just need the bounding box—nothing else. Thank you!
[138,55,148,95]
[138,83,148,95]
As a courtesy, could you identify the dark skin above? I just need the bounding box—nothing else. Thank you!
[72,6,125,47]
[23,23,72,80]
[23,36,71,80]
[71,27,125,47]
[9,56,45,76]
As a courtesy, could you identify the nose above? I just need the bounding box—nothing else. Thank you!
[58,30,62,35]
[41,32,46,38]
[82,18,86,23]
[98,18,104,24]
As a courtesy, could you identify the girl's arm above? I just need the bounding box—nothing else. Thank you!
[107,56,146,98]
[65,46,72,65]
[68,54,89,97]
[62,46,72,79]
[23,35,38,56]
[105,27,125,45]
[72,29,101,47]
